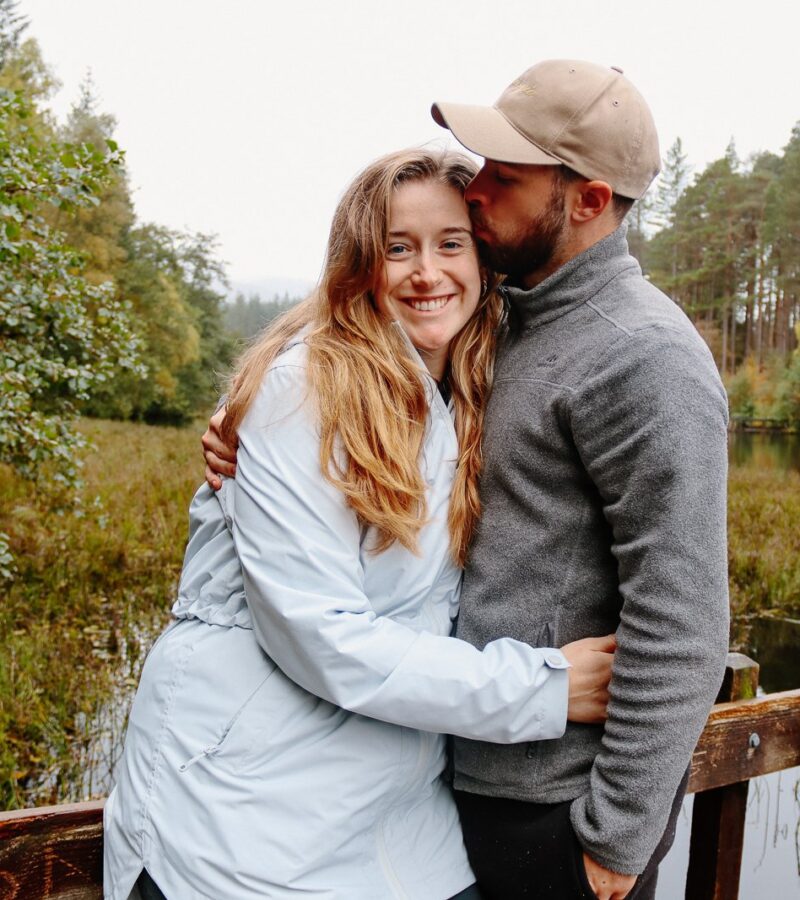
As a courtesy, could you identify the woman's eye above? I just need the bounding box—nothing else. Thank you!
[386,244,409,256]
[441,240,463,251]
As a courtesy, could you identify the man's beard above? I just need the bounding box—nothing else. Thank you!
[472,179,567,282]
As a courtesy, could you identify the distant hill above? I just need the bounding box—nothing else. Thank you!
[224,290,307,340]
[230,277,314,300]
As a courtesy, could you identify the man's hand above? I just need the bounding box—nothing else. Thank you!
[560,633,615,723]
[202,406,238,490]
[582,852,637,900]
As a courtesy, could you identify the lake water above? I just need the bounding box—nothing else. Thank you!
[729,429,800,473]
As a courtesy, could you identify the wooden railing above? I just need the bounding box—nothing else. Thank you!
[1,653,799,899]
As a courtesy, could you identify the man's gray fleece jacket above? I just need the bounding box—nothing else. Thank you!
[453,225,730,875]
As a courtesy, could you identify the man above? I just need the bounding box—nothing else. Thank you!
[428,60,729,900]
[204,60,729,900]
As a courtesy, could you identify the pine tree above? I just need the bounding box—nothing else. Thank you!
[56,71,134,285]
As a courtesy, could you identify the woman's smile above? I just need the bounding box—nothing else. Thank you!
[402,294,453,312]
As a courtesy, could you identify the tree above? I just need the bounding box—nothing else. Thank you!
[764,124,800,360]
[0,13,143,497]
[0,0,26,70]
[651,138,691,232]
[775,326,800,425]
[55,71,134,286]
[85,226,234,423]
[223,291,300,338]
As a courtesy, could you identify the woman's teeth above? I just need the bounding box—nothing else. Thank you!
[408,297,449,311]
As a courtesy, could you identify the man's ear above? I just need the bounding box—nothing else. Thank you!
[570,180,613,223]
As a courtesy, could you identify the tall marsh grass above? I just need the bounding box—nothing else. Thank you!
[0,418,204,809]
[728,464,800,622]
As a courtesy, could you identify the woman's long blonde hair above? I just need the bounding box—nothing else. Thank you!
[223,149,503,567]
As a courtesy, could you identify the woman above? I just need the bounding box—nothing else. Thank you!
[103,149,574,900]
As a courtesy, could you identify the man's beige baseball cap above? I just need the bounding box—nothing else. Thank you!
[432,59,661,200]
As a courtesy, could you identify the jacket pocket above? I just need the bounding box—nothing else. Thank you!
[178,667,277,772]
[538,621,555,648]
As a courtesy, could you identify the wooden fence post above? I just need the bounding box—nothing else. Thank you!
[685,652,760,900]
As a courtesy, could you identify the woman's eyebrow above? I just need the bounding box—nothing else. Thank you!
[387,226,472,238]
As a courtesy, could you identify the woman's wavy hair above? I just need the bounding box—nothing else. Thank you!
[222,148,503,567]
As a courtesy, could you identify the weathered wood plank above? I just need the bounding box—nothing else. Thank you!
[685,782,749,900]
[686,653,759,900]
[688,688,800,793]
[0,799,104,898]
[715,652,759,703]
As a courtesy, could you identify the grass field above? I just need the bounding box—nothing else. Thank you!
[1,419,798,809]
[728,465,800,623]
[0,418,205,809]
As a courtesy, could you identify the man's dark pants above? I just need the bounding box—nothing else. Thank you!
[454,771,687,900]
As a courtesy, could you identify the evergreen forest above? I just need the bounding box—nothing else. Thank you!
[629,136,800,423]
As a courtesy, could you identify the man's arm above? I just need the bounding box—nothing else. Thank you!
[569,328,730,875]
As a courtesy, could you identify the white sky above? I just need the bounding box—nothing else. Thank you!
[19,0,800,288]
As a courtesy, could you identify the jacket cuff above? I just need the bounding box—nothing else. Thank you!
[537,650,570,739]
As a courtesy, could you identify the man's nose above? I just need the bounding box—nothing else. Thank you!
[465,170,487,207]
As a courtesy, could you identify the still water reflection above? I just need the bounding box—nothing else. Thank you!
[729,430,800,473]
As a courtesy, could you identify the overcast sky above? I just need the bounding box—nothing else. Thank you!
[19,0,800,290]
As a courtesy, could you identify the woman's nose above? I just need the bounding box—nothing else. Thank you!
[411,252,442,288]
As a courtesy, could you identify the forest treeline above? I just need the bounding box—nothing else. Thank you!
[223,292,300,339]
[629,136,800,423]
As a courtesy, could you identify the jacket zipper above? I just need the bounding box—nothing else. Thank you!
[178,671,272,772]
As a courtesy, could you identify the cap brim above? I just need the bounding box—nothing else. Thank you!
[431,101,562,166]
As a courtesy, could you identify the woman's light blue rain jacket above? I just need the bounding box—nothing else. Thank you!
[104,333,570,900]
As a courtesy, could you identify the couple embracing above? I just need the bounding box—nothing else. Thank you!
[104,60,729,900]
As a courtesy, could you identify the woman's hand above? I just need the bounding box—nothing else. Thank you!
[202,406,238,490]
[560,633,616,723]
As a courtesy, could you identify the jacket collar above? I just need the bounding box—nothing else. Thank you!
[501,223,639,330]
[389,322,453,421]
